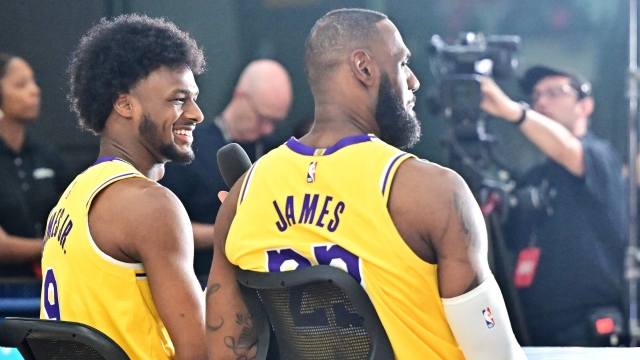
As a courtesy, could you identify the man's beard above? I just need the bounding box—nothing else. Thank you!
[374,72,421,149]
[139,114,194,164]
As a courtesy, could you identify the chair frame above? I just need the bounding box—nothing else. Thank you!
[236,265,394,360]
[0,317,129,360]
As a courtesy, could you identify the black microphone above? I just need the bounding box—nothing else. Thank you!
[217,143,252,188]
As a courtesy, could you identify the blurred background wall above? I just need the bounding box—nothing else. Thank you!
[0,0,631,177]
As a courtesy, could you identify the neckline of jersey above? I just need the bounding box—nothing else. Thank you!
[92,157,130,167]
[285,134,377,156]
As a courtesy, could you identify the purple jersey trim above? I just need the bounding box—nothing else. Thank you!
[86,173,137,208]
[381,152,407,195]
[92,157,121,166]
[240,163,257,204]
[285,134,375,156]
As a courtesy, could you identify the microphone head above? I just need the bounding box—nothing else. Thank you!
[217,143,252,188]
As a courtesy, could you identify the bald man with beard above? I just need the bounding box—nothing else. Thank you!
[160,59,292,278]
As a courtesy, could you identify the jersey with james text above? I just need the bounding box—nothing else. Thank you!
[226,135,464,359]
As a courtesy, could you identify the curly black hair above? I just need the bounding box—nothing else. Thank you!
[68,14,205,134]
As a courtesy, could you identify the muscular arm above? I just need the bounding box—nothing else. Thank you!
[205,177,258,360]
[480,77,585,176]
[0,226,41,264]
[389,159,490,298]
[90,179,206,359]
[391,160,525,359]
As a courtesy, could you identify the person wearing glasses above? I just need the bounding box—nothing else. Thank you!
[480,66,627,346]
[160,59,292,279]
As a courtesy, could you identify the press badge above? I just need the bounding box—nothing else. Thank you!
[513,246,541,288]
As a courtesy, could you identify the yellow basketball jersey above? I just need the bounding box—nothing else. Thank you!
[40,157,175,360]
[226,135,464,359]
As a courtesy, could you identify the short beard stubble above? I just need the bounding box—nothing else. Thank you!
[139,114,194,164]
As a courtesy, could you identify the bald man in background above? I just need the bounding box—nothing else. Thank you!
[161,59,292,279]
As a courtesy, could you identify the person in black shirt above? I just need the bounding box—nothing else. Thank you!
[480,66,626,345]
[0,53,72,278]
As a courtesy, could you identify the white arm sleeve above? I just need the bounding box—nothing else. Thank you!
[441,274,527,360]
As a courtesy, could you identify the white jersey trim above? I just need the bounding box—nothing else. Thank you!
[240,158,262,203]
[86,218,144,270]
[379,152,407,195]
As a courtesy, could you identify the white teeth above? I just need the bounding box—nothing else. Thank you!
[174,129,192,136]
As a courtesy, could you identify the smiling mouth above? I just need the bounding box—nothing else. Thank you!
[173,128,194,143]
[174,129,193,136]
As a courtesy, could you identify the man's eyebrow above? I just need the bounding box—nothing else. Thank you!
[172,88,199,96]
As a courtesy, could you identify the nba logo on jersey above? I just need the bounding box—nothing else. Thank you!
[307,161,318,183]
[482,307,495,329]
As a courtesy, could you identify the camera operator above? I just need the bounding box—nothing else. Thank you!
[480,66,627,346]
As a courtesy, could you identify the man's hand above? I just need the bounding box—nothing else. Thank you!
[479,77,522,122]
[0,225,43,264]
[189,192,230,250]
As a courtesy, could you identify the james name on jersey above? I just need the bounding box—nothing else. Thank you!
[272,193,345,232]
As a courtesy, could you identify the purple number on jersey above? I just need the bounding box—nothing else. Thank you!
[266,244,363,286]
[313,244,362,285]
[266,248,313,272]
[43,268,61,320]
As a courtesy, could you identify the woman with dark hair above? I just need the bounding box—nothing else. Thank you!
[0,53,71,281]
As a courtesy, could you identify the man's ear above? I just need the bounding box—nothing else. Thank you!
[350,49,376,87]
[113,94,134,118]
[577,96,594,118]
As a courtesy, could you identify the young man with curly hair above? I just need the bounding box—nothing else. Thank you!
[40,14,207,359]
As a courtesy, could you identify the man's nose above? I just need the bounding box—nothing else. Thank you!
[187,102,204,123]
[408,69,420,92]
[31,82,41,97]
[261,121,275,136]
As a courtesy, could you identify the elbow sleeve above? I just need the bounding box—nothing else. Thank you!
[442,274,527,360]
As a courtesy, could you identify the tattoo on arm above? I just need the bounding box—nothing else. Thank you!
[453,190,475,248]
[207,283,258,357]
[207,318,225,332]
[206,283,221,298]
[453,191,470,235]
[206,283,224,332]
[223,313,258,358]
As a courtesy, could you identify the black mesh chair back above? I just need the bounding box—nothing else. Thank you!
[0,317,129,360]
[236,265,394,360]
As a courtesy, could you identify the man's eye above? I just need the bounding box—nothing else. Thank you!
[173,98,186,103]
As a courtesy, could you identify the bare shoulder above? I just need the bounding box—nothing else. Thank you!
[89,177,191,262]
[393,158,467,209]
[106,177,185,215]
[389,158,479,263]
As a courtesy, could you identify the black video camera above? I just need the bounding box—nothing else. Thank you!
[427,32,520,137]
